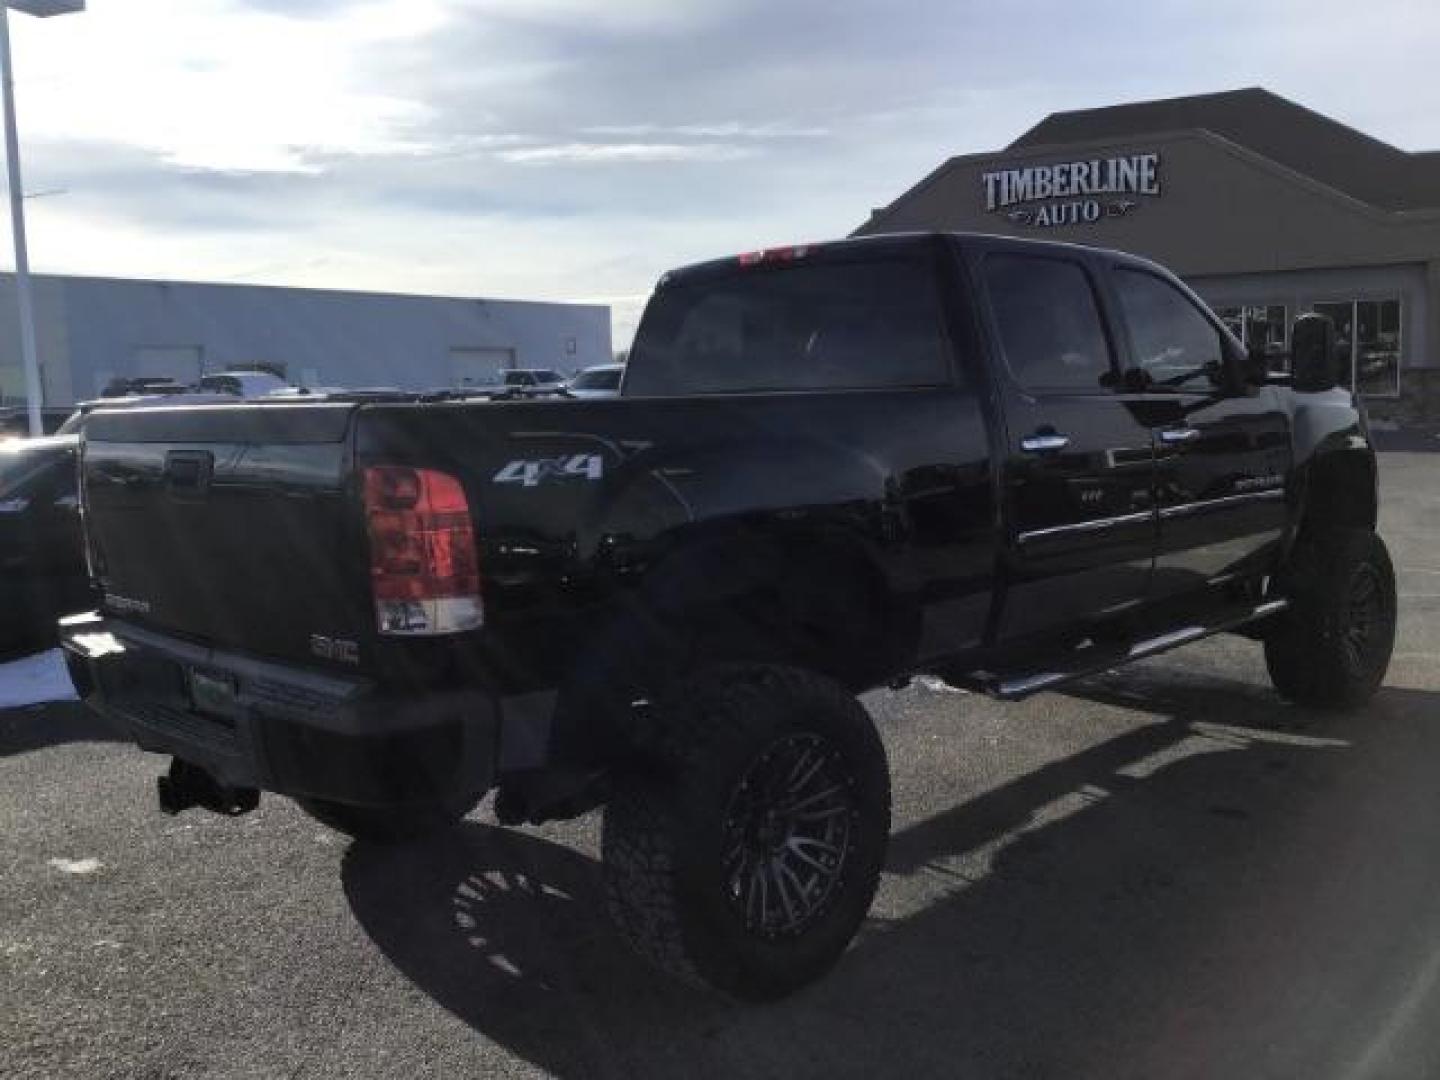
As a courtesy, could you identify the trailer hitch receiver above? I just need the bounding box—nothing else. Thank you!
[156,758,259,817]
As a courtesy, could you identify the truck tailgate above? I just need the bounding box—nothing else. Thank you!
[82,403,367,667]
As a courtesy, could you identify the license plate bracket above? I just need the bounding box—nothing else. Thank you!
[186,667,242,724]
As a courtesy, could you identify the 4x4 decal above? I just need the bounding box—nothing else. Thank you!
[492,454,604,488]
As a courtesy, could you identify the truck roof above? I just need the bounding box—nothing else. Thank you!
[662,230,1164,285]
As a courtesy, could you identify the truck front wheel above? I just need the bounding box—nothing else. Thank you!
[1264,528,1397,709]
[601,665,890,1000]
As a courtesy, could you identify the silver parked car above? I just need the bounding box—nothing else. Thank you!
[565,363,624,399]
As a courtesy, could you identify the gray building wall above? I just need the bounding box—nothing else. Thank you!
[0,274,612,406]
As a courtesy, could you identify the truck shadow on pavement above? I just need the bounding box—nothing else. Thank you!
[0,699,119,757]
[343,675,1440,1079]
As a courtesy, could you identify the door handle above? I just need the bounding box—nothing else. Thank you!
[1020,433,1070,453]
[1158,427,1201,445]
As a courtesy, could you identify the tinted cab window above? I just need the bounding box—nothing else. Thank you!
[1113,268,1225,390]
[626,257,951,396]
[983,254,1113,391]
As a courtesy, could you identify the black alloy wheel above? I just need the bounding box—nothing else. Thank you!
[721,732,858,940]
[1265,528,1397,709]
[602,665,891,1000]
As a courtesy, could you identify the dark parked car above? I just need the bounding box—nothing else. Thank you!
[99,376,191,398]
[470,368,570,398]
[66,233,1394,1000]
[0,435,90,651]
[196,371,292,398]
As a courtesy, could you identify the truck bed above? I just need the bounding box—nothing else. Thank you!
[81,389,998,691]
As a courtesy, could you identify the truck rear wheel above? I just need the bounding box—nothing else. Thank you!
[1264,528,1396,709]
[601,665,890,1000]
[297,793,478,844]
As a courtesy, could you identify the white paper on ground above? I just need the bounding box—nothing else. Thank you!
[0,648,79,709]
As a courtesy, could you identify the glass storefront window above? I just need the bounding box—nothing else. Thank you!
[1245,305,1289,372]
[1356,299,1401,397]
[1211,304,1289,372]
[1313,299,1401,398]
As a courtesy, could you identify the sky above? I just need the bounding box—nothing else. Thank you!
[6,0,1440,347]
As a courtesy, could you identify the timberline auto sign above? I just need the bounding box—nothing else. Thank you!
[982,152,1161,227]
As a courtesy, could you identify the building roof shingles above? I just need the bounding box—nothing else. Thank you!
[1008,87,1440,212]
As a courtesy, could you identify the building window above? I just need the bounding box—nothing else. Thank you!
[1214,304,1289,372]
[1313,299,1402,399]
[1358,299,1401,398]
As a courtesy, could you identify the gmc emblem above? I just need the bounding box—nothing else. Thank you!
[310,634,360,665]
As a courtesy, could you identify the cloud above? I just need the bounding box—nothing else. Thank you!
[11,0,448,173]
[0,0,1434,353]
[580,122,830,140]
[497,141,756,165]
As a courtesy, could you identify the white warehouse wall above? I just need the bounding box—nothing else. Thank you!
[0,274,612,406]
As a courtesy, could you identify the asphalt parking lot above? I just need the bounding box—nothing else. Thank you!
[4,452,1439,1080]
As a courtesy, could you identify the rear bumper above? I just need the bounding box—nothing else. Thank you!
[60,614,504,808]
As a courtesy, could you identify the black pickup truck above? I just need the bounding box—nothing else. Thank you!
[63,233,1395,999]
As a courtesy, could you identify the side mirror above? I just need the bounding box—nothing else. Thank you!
[1291,313,1339,392]
[1240,343,1270,387]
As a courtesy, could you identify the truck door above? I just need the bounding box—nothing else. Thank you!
[1108,267,1292,598]
[977,249,1158,643]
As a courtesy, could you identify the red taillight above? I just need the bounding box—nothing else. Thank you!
[363,466,483,635]
[737,245,811,267]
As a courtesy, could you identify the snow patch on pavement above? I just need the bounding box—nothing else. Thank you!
[47,857,103,875]
[0,649,78,709]
[915,674,968,694]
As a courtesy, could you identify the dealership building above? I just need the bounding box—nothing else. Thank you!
[856,88,1440,422]
[0,274,611,407]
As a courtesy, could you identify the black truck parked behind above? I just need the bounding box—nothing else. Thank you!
[64,233,1395,999]
[1,435,89,652]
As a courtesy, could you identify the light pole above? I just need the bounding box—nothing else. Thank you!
[0,0,82,436]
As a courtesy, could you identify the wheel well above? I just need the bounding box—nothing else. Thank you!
[716,536,905,689]
[551,531,907,770]
[1300,451,1377,533]
[638,531,905,688]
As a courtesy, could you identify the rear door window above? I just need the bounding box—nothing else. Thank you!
[625,257,953,395]
[983,253,1114,392]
